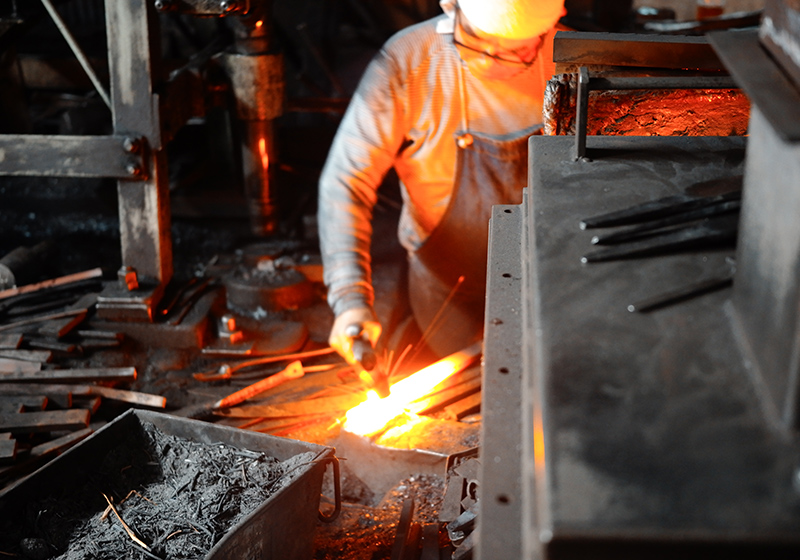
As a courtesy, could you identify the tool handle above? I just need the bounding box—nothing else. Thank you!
[352,338,377,371]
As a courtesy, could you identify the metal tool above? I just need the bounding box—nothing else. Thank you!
[627,273,734,313]
[591,199,741,245]
[581,213,739,263]
[347,324,390,398]
[580,190,741,230]
[212,360,305,409]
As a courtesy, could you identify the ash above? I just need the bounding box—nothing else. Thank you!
[1,422,317,560]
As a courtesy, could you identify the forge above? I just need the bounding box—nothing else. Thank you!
[1,1,798,560]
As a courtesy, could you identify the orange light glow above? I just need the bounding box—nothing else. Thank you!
[258,137,269,170]
[255,20,263,28]
[343,345,479,437]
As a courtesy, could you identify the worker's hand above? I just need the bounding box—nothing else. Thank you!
[329,306,382,365]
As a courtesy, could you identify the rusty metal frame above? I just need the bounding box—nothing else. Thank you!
[573,69,738,160]
[104,0,173,296]
[0,0,212,318]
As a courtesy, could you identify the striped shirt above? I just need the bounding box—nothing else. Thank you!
[318,13,558,316]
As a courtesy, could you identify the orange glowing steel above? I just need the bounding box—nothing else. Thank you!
[343,344,480,437]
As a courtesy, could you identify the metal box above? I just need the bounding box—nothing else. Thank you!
[0,409,338,560]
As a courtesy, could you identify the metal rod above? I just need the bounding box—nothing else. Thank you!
[590,75,738,91]
[627,274,733,313]
[40,0,112,109]
[574,67,589,160]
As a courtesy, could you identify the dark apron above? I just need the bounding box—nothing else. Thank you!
[408,130,530,357]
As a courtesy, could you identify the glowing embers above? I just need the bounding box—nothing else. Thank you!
[343,344,481,437]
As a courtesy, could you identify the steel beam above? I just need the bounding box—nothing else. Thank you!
[553,31,727,71]
[105,0,172,288]
[0,135,146,178]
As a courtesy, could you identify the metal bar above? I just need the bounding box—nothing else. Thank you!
[477,205,524,560]
[580,213,738,263]
[627,274,733,313]
[590,75,737,91]
[40,0,111,109]
[553,31,726,71]
[580,190,740,229]
[574,67,589,160]
[0,135,145,178]
[591,199,741,245]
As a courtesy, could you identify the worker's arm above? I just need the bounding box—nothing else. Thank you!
[318,44,408,358]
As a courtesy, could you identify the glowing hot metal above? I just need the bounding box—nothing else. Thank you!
[343,342,482,437]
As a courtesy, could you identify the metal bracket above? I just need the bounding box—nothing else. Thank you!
[0,135,149,180]
[317,455,341,523]
[573,67,738,160]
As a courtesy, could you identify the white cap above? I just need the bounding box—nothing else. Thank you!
[457,0,566,39]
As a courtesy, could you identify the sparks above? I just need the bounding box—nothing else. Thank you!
[343,344,480,437]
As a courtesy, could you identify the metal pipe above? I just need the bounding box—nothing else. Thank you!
[40,0,111,109]
[224,0,284,236]
[241,118,279,236]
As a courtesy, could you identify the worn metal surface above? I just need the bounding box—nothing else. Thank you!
[709,30,800,142]
[553,31,727,71]
[0,135,146,178]
[218,52,284,121]
[476,205,524,560]
[760,0,800,89]
[96,281,166,322]
[105,0,172,289]
[484,135,800,558]
[731,107,800,430]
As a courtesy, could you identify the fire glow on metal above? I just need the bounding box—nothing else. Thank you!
[343,350,475,437]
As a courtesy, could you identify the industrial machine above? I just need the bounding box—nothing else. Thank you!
[0,0,295,321]
[479,2,800,558]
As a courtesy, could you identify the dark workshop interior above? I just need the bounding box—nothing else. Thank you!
[1,0,800,559]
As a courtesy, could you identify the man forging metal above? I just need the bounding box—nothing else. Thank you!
[318,0,567,378]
